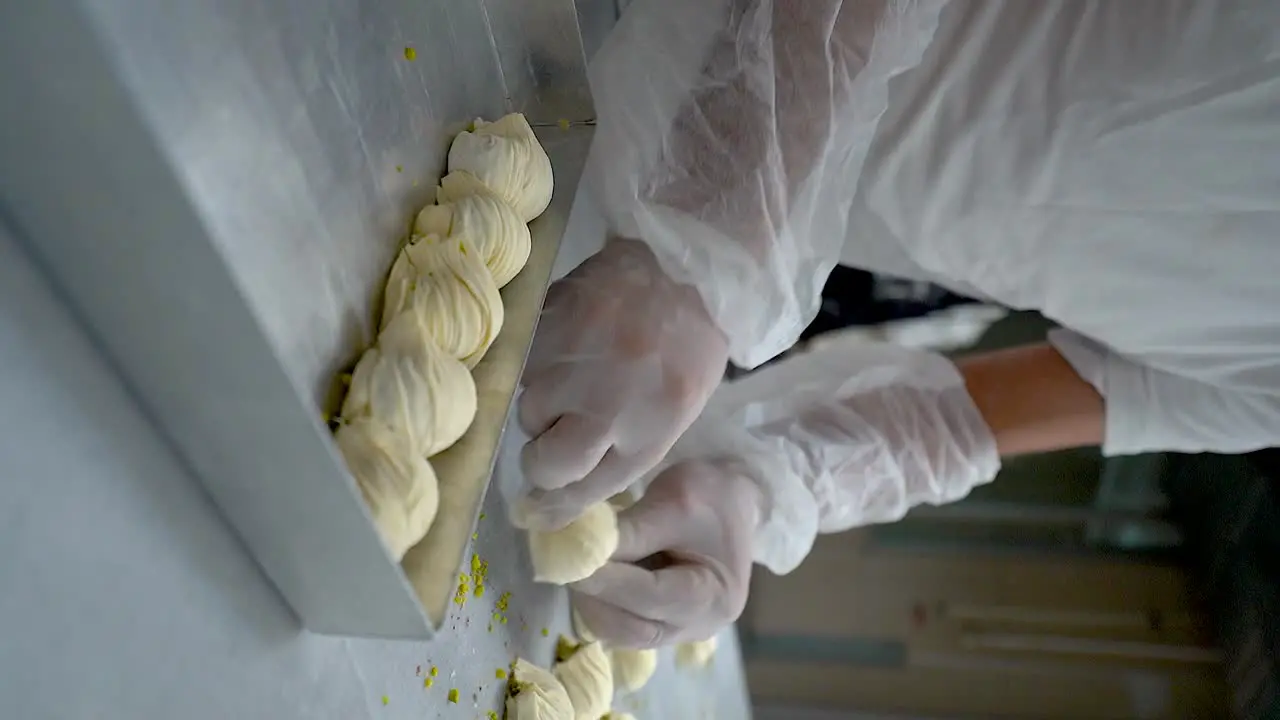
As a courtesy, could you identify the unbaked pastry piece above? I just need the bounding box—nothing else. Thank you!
[335,418,439,559]
[675,636,718,669]
[380,234,504,368]
[570,606,656,694]
[528,502,619,585]
[506,658,574,720]
[341,331,476,457]
[553,638,614,720]
[414,188,531,288]
[608,488,640,511]
[571,606,598,644]
[611,648,657,693]
[441,113,554,222]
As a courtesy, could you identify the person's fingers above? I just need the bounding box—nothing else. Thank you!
[520,415,613,492]
[608,461,728,562]
[571,561,721,625]
[611,494,688,564]
[519,448,642,530]
[570,592,674,650]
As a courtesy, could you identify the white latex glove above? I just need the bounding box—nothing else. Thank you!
[572,341,1001,646]
[570,460,761,649]
[516,239,729,530]
[687,341,1002,574]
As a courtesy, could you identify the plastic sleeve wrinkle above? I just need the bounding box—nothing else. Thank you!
[666,341,999,575]
[590,0,947,368]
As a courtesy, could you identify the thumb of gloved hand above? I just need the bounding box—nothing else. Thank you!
[570,460,762,649]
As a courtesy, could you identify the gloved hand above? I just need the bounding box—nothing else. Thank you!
[516,0,949,529]
[516,239,730,530]
[571,340,1001,646]
[570,459,761,649]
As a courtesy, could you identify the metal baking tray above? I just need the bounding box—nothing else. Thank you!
[0,0,594,638]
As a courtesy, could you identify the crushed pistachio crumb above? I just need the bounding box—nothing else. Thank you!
[555,636,583,662]
[470,554,489,599]
[454,572,471,607]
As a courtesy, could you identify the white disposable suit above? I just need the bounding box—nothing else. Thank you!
[516,0,1280,647]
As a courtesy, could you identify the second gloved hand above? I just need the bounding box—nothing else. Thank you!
[572,340,1001,647]
[570,459,761,649]
[516,239,730,530]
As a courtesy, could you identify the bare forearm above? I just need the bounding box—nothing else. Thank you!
[957,343,1104,457]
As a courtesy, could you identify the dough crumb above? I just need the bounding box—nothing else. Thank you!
[553,640,612,719]
[676,637,719,669]
[528,503,618,585]
[507,658,574,719]
[612,648,658,693]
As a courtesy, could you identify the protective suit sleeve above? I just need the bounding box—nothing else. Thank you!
[586,0,947,368]
[1049,330,1280,457]
[662,340,1001,575]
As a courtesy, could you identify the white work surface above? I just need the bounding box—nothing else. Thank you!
[0,185,753,719]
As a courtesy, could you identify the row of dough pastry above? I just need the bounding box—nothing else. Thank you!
[336,113,553,559]
[506,637,634,720]
[505,617,711,719]
[503,586,643,720]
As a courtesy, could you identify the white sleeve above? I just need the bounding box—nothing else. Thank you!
[1050,329,1280,456]
[660,339,999,575]
[585,0,947,369]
